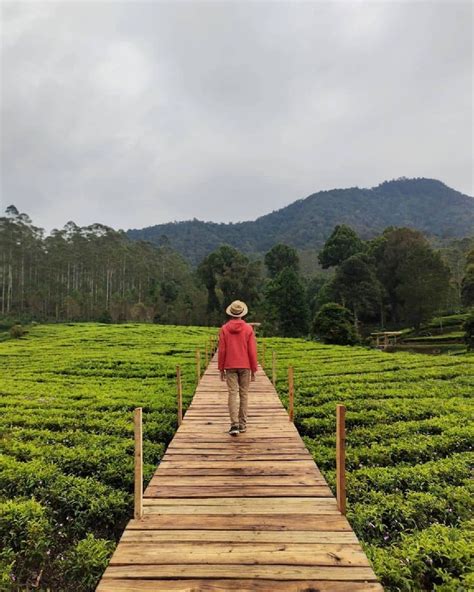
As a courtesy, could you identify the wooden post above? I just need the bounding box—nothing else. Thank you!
[272,351,276,387]
[336,404,346,515]
[205,345,209,366]
[176,365,183,426]
[288,366,294,422]
[196,349,201,382]
[261,341,266,370]
[134,407,143,520]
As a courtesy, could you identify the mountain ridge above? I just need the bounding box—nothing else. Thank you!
[127,177,474,265]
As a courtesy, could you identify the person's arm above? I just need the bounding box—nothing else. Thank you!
[248,327,258,379]
[218,327,226,380]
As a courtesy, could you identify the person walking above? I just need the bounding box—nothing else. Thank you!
[218,300,258,436]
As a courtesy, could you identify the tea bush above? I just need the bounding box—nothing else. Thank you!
[265,337,473,591]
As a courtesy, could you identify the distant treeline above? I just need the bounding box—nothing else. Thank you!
[1,205,473,336]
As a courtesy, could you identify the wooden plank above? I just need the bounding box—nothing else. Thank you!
[97,580,384,592]
[141,496,338,506]
[176,365,183,426]
[143,486,334,499]
[336,404,347,515]
[102,565,379,581]
[142,505,339,515]
[120,530,359,543]
[148,475,326,486]
[288,365,294,422]
[126,514,353,530]
[154,468,323,477]
[157,460,317,469]
[134,408,143,520]
[109,543,371,566]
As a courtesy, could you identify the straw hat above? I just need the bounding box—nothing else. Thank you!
[226,300,248,318]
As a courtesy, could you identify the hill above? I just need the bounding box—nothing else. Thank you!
[127,178,474,265]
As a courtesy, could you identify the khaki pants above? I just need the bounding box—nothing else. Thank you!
[226,369,250,427]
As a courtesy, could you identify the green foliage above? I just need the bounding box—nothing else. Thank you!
[461,256,474,306]
[0,323,216,590]
[318,224,365,269]
[0,498,53,588]
[462,313,474,350]
[312,302,358,344]
[264,267,309,337]
[264,243,300,277]
[331,253,382,321]
[372,228,451,328]
[197,245,261,318]
[58,534,116,592]
[9,324,25,339]
[263,336,473,591]
[365,523,473,591]
[0,207,208,325]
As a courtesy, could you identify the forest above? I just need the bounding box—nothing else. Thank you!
[1,204,473,340]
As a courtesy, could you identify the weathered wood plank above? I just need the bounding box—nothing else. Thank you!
[120,530,359,543]
[126,514,353,531]
[109,543,370,566]
[97,580,384,592]
[101,565,379,581]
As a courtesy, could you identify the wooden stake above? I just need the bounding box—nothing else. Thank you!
[261,341,266,370]
[272,351,276,387]
[134,407,143,520]
[336,404,346,515]
[205,345,209,366]
[288,366,294,422]
[196,349,201,382]
[176,365,183,426]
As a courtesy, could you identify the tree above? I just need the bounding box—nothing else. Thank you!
[371,228,451,327]
[462,314,474,350]
[312,303,358,345]
[461,250,474,307]
[264,267,309,337]
[331,254,382,325]
[0,205,208,325]
[318,225,364,269]
[264,244,299,278]
[197,246,262,318]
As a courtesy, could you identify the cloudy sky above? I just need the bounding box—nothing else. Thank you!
[1,0,472,233]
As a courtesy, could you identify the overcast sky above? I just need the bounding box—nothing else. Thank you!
[1,0,472,233]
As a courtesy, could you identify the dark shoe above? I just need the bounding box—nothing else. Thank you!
[228,425,239,436]
[239,424,247,433]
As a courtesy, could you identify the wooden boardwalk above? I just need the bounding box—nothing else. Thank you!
[97,357,382,592]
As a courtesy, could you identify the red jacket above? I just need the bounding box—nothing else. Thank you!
[218,319,258,373]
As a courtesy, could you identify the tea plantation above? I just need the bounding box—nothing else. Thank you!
[0,323,215,591]
[1,324,473,591]
[266,338,473,591]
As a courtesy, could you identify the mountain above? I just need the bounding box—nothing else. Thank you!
[127,178,474,265]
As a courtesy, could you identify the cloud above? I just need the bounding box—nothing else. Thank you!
[1,0,472,233]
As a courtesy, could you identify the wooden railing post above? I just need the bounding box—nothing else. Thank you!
[134,407,143,520]
[176,365,183,426]
[272,351,276,387]
[261,341,266,370]
[196,349,201,383]
[336,404,346,515]
[288,366,294,422]
[205,345,209,367]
